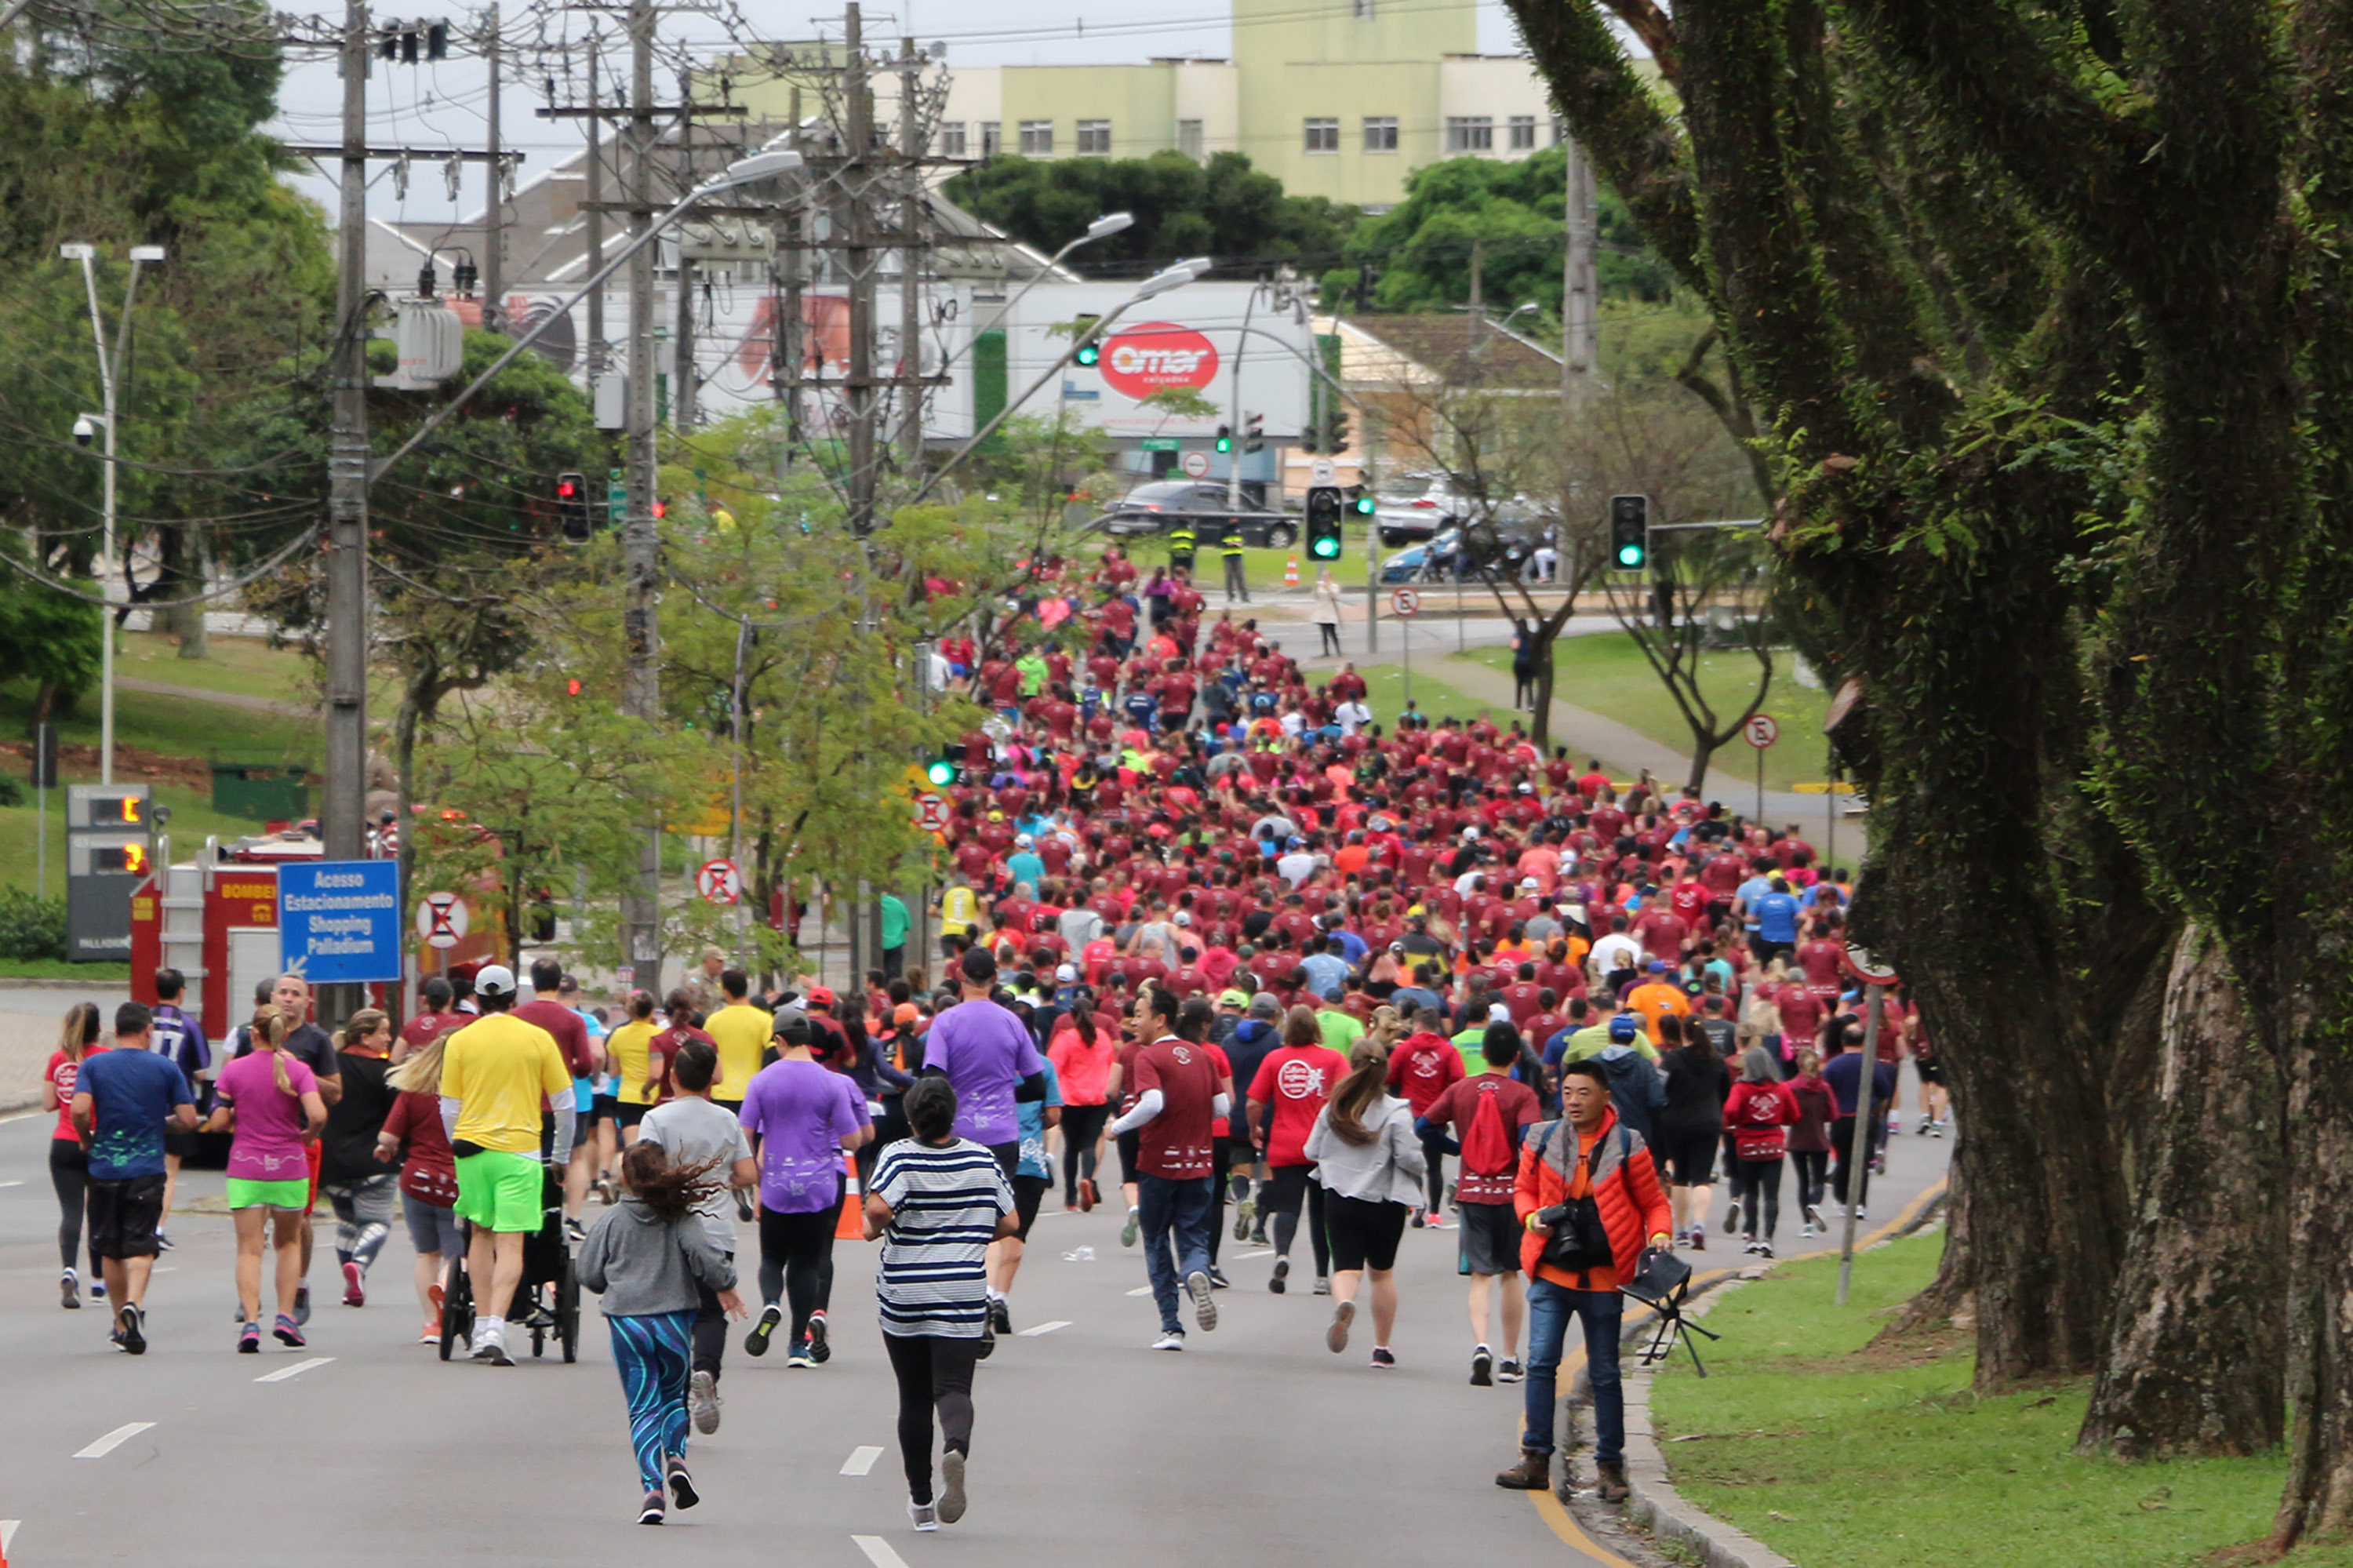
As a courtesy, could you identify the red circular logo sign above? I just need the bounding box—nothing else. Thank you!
[1099,321,1220,400]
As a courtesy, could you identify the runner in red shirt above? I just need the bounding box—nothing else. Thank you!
[1246,1006,1344,1293]
[1108,987,1228,1347]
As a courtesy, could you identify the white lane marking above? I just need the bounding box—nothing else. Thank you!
[0,1179,24,1188]
[840,1445,884,1476]
[74,1421,155,1458]
[2,1520,20,1552]
[1238,1248,1275,1258]
[1018,1319,1071,1337]
[853,1533,912,1567]
[1126,1286,1154,1297]
[254,1356,334,1384]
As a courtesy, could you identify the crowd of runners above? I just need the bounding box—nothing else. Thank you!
[34,544,1933,1527]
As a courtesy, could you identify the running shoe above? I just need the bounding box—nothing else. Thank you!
[1743,1238,1762,1254]
[564,1216,587,1245]
[1326,1298,1355,1354]
[745,1303,784,1356]
[1209,1268,1231,1290]
[342,1261,365,1308]
[1497,1359,1526,1384]
[1409,1206,1426,1230]
[1755,1242,1776,1259]
[237,1322,261,1354]
[1471,1344,1494,1386]
[1798,1223,1817,1239]
[1269,1257,1290,1294]
[1186,1270,1218,1333]
[292,1283,309,1325]
[807,1312,832,1363]
[430,1280,445,1318]
[90,1279,107,1301]
[1369,1347,1396,1370]
[1235,1191,1256,1236]
[1249,1221,1269,1246]
[1689,1222,1707,1252]
[118,1304,146,1355]
[638,1490,666,1526]
[667,1457,700,1509]
[1804,1203,1826,1231]
[977,1320,996,1361]
[471,1326,513,1366]
[60,1270,79,1311]
[1887,1114,1900,1134]
[690,1370,722,1435]
[418,1323,440,1344]
[155,1231,173,1251]
[787,1340,816,1369]
[1121,1207,1140,1248]
[988,1296,1013,1336]
[937,1450,968,1525]
[1312,1275,1332,1297]
[1152,1330,1186,1352]
[908,1501,939,1533]
[273,1313,306,1348]
[1078,1177,1098,1213]
[1722,1201,1740,1238]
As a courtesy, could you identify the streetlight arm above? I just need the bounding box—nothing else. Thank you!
[74,255,114,410]
[370,169,787,482]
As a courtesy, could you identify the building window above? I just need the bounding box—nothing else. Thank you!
[1177,118,1204,158]
[1508,115,1537,151]
[1446,115,1493,152]
[1362,115,1398,152]
[979,121,1001,156]
[1076,119,1112,155]
[1018,119,1053,156]
[939,121,966,157]
[1304,116,1340,153]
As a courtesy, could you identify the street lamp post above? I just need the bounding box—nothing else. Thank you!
[62,242,166,787]
[934,210,1134,380]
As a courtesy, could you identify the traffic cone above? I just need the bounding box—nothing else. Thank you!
[835,1155,864,1241]
[1283,553,1300,587]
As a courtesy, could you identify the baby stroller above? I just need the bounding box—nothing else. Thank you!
[438,1144,580,1364]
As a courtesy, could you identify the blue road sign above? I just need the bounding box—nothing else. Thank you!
[278,860,404,984]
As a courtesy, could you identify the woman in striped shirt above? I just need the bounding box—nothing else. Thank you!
[864,1075,1016,1533]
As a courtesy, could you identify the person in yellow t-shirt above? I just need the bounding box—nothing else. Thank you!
[607,990,662,1144]
[939,874,980,955]
[702,968,772,1111]
[438,966,573,1364]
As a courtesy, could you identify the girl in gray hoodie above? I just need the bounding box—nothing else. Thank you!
[576,1141,743,1524]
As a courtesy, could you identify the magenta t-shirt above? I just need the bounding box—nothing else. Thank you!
[216,1051,318,1182]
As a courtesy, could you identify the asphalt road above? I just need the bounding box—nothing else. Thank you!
[0,1086,1948,1568]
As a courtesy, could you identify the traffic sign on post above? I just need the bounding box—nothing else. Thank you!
[414,891,469,950]
[1843,944,1901,987]
[1180,450,1211,478]
[913,793,950,835]
[1390,588,1420,617]
[696,859,744,907]
[1744,713,1780,748]
[278,860,404,984]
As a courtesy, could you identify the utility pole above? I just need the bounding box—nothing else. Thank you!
[896,35,924,471]
[481,3,502,330]
[621,0,662,986]
[842,3,878,534]
[584,30,605,383]
[774,84,805,463]
[675,249,696,430]
[1563,140,1598,409]
[322,0,373,1022]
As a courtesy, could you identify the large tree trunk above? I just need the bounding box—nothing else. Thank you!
[2078,927,2285,1459]
[2270,937,2353,1548]
[155,524,209,660]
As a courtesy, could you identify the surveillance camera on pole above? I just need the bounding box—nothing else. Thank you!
[72,414,96,448]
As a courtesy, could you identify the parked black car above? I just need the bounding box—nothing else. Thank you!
[1091,481,1302,550]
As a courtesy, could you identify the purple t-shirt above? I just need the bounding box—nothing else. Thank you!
[215,1050,318,1183]
[923,999,1046,1147]
[737,1059,869,1214]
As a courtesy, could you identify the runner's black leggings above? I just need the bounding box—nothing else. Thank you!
[1791,1148,1829,1211]
[1264,1163,1329,1277]
[49,1140,96,1275]
[1730,1155,1784,1240]
[884,1331,981,1504]
[1060,1102,1109,1204]
[758,1200,842,1345]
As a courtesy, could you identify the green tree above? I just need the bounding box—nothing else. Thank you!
[943,151,1357,271]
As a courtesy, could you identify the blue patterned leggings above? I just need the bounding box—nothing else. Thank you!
[608,1310,695,1492]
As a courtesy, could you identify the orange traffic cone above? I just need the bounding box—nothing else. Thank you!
[834,1155,865,1240]
[1283,553,1300,587]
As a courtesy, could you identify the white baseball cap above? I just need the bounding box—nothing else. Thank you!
[475,964,516,999]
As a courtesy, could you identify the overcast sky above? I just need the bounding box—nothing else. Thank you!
[268,0,1534,224]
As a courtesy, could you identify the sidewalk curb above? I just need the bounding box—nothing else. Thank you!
[1579,1185,1950,1568]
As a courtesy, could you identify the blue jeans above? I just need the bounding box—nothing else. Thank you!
[1522,1278,1625,1462]
[1137,1173,1214,1333]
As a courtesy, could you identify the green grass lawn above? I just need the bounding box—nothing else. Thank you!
[115,631,320,704]
[0,679,315,766]
[1650,1231,2351,1568]
[1466,635,1838,795]
[0,957,131,980]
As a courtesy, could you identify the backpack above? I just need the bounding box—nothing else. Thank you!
[1460,1084,1516,1180]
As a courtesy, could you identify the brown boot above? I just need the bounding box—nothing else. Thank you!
[1495,1450,1551,1490]
[1595,1459,1631,1503]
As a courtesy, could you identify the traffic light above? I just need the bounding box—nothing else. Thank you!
[566,677,584,697]
[1214,424,1232,454]
[1075,340,1100,367]
[1349,488,1377,518]
[556,471,591,544]
[1072,314,1101,366]
[652,497,668,520]
[1610,493,1649,570]
[1319,406,1351,456]
[1244,412,1264,454]
[1305,485,1345,560]
[925,748,958,788]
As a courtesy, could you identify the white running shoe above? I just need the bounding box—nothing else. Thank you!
[1152,1331,1186,1352]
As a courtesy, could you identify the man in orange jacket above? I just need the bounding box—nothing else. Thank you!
[1495,1057,1672,1501]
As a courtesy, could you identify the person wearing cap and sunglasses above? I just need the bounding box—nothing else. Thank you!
[438,964,576,1366]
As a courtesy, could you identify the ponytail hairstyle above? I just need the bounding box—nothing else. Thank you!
[627,989,656,1023]
[250,1008,293,1096]
[334,1008,390,1053]
[387,1024,456,1095]
[1324,1039,1393,1148]
[620,1141,724,1224]
[58,1001,100,1063]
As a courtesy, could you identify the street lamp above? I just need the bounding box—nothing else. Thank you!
[936,211,1136,380]
[372,142,806,479]
[61,240,166,786]
[911,256,1209,506]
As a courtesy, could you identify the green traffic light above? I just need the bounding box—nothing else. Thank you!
[1312,537,1341,558]
[925,759,956,786]
[1616,543,1646,568]
[1075,344,1100,366]
[1351,496,1376,515]
[1215,437,1232,453]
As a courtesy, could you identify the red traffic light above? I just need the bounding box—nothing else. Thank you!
[653,498,667,519]
[566,678,583,696]
[558,479,578,498]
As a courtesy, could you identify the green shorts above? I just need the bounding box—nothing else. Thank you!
[454,1149,545,1234]
[225,1177,311,1212]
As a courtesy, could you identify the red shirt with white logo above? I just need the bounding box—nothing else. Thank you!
[1248,1043,1345,1167]
[1132,1037,1220,1179]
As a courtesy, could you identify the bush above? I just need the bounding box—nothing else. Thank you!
[0,773,21,806]
[0,888,67,960]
